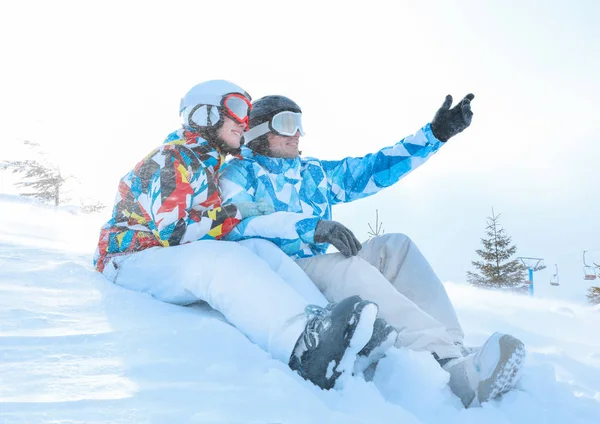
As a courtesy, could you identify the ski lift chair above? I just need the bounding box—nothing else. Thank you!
[583,251,598,280]
[583,266,597,280]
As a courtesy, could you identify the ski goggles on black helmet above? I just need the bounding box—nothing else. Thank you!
[244,111,305,143]
[221,93,252,130]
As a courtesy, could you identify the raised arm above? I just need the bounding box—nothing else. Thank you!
[323,93,474,205]
[322,123,443,205]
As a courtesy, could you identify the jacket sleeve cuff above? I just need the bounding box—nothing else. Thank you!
[296,217,321,245]
[424,122,445,146]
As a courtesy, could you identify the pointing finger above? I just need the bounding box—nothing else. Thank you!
[458,94,474,108]
[462,103,473,122]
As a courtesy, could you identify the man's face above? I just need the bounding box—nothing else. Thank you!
[266,131,301,158]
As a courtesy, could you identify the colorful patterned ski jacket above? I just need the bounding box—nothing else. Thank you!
[219,123,444,259]
[94,129,242,272]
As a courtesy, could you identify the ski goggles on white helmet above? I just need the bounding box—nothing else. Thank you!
[221,93,252,130]
[181,91,252,130]
[244,111,305,143]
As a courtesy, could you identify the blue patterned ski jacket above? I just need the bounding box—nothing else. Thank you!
[219,123,444,259]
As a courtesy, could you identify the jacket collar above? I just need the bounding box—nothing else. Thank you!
[164,128,225,166]
[241,147,301,174]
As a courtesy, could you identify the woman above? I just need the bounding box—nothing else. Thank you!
[93,80,379,390]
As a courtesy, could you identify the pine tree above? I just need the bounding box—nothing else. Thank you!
[587,285,600,305]
[0,140,67,206]
[588,261,600,305]
[467,209,526,289]
[1,159,66,205]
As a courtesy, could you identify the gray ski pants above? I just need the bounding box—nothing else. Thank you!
[295,233,464,360]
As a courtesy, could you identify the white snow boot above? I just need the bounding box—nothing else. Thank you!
[443,332,526,407]
[289,295,378,390]
[353,317,398,381]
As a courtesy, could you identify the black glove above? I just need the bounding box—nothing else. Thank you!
[314,220,362,257]
[431,94,475,142]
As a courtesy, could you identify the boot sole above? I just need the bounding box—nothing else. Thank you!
[478,334,526,403]
[332,301,378,388]
[354,326,398,376]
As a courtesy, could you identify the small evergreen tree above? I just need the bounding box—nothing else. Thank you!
[1,159,66,205]
[367,209,385,239]
[0,140,68,206]
[587,285,600,305]
[467,209,526,289]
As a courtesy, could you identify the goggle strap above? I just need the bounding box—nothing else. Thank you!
[244,121,271,143]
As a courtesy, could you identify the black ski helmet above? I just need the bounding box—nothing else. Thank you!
[245,95,302,154]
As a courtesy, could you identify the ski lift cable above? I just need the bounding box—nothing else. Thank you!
[584,248,600,260]
[584,250,595,267]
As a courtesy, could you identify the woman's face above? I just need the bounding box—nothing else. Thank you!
[217,116,246,150]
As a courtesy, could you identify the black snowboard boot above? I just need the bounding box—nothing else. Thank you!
[353,317,398,381]
[289,295,378,390]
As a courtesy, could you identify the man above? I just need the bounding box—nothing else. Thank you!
[219,93,526,407]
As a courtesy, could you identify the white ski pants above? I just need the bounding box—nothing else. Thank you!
[102,238,328,364]
[295,233,465,360]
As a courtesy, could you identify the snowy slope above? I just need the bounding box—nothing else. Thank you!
[1,194,599,424]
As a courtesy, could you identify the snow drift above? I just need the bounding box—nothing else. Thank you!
[1,194,599,423]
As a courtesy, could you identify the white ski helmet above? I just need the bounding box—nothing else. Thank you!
[179,80,252,130]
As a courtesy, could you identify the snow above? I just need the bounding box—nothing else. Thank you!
[1,194,599,423]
